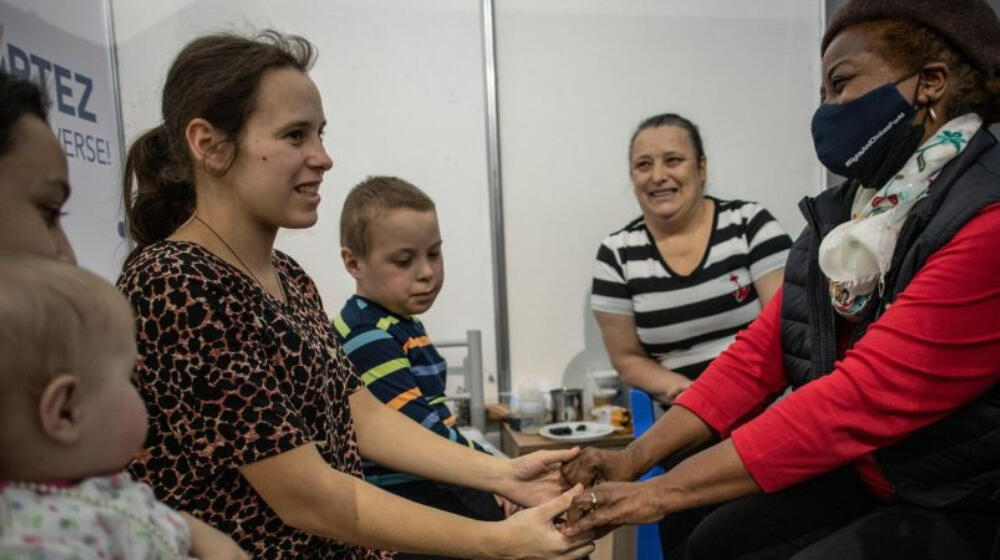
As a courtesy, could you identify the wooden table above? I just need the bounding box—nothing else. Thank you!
[500,422,634,457]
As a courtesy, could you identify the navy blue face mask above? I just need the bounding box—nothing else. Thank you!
[811,75,926,188]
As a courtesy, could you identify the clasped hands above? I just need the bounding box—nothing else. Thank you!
[490,445,667,558]
[556,447,667,537]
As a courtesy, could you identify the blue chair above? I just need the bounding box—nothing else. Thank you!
[630,387,665,560]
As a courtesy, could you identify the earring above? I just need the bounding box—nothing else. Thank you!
[929,106,938,122]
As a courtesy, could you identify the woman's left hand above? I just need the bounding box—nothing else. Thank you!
[496,447,581,507]
[562,481,665,536]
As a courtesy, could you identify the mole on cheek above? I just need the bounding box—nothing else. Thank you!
[262,156,267,161]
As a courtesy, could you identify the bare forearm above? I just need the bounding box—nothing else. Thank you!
[614,354,689,398]
[648,439,760,515]
[614,353,663,390]
[595,311,689,401]
[625,404,714,476]
[562,438,760,535]
[242,443,584,559]
[294,471,504,557]
[349,388,507,492]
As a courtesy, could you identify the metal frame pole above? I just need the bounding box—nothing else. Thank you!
[103,0,133,251]
[480,0,511,400]
[466,330,486,432]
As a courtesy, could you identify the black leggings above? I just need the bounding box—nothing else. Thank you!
[677,469,999,560]
[658,436,716,559]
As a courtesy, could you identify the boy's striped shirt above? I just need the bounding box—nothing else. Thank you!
[334,295,482,486]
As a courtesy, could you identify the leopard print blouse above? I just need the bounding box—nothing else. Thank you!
[118,241,392,559]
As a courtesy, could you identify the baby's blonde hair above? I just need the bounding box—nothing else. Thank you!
[0,255,132,400]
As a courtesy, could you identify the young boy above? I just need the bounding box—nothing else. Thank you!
[0,255,246,559]
[334,177,505,543]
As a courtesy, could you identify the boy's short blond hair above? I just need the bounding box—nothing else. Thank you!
[340,176,436,257]
[0,255,131,397]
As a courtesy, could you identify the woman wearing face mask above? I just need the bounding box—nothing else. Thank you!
[560,1,1000,559]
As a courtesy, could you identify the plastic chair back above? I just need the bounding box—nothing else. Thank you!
[630,387,665,560]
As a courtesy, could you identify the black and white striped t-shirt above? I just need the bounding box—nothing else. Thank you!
[591,198,792,379]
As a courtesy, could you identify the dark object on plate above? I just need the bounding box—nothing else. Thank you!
[576,424,587,431]
[549,426,573,436]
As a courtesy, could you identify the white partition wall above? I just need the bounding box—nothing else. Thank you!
[108,1,825,398]
[494,0,824,392]
[112,0,501,399]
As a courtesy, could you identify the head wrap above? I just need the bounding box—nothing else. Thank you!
[822,0,1000,78]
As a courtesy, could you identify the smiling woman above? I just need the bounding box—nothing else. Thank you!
[117,30,596,560]
[589,112,793,557]
[591,113,792,403]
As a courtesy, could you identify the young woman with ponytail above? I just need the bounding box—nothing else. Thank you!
[117,30,594,560]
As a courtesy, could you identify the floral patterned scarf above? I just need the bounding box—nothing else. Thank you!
[818,113,983,320]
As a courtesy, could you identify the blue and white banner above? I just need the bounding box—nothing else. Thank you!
[1,0,126,280]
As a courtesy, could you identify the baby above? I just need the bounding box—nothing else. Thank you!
[0,255,245,559]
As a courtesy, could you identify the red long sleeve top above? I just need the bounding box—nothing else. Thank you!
[674,202,1000,498]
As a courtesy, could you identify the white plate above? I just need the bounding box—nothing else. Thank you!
[539,421,615,443]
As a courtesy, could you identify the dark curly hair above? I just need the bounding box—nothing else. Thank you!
[0,71,48,157]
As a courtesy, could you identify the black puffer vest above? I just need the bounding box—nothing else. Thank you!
[781,129,1000,510]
